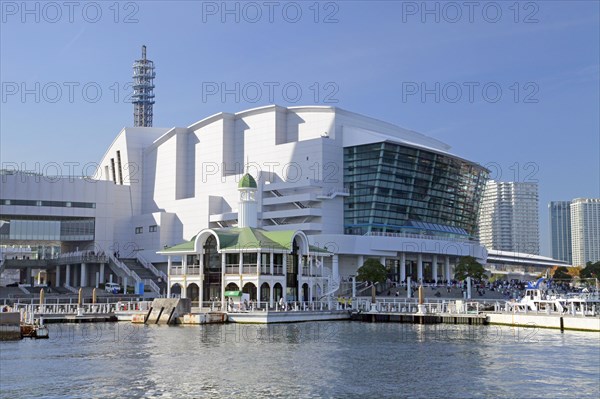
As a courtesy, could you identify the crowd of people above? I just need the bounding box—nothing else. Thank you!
[368,277,593,300]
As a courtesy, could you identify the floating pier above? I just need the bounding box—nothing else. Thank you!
[487,312,600,332]
[352,311,487,325]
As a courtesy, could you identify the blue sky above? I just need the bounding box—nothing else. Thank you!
[1,0,599,256]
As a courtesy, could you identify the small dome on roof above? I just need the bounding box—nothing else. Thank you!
[238,173,257,189]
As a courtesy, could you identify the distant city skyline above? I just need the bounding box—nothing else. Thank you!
[478,181,540,255]
[549,201,573,263]
[571,198,600,266]
[1,1,598,257]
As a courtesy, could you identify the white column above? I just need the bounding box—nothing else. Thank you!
[182,255,188,275]
[99,263,105,284]
[320,255,324,277]
[167,257,172,297]
[269,283,274,307]
[221,253,226,302]
[380,257,386,267]
[309,282,313,302]
[445,256,451,284]
[123,277,128,294]
[257,251,261,276]
[65,264,71,286]
[199,254,204,308]
[332,255,339,281]
[181,279,187,298]
[400,253,406,282]
[432,255,438,284]
[467,276,472,299]
[417,254,423,282]
[358,255,364,268]
[352,276,356,298]
[270,253,274,275]
[239,252,243,275]
[407,276,412,298]
[55,265,61,287]
[81,263,87,287]
[95,272,99,288]
[282,254,288,300]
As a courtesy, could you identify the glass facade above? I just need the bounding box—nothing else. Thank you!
[1,199,95,208]
[0,217,95,241]
[344,142,488,238]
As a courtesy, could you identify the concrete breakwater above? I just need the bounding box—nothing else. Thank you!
[0,312,21,340]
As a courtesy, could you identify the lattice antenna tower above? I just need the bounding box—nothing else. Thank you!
[132,45,155,127]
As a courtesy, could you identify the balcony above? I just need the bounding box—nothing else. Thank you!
[242,265,257,274]
[225,264,238,274]
[301,267,322,277]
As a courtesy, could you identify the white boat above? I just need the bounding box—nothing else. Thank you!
[507,278,600,316]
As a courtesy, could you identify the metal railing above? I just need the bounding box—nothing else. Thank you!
[226,300,337,312]
[364,231,475,243]
[108,254,159,294]
[169,264,288,276]
[225,265,238,274]
[143,279,161,294]
[301,267,323,277]
[108,253,134,279]
[352,298,485,314]
[137,253,167,280]
[14,302,118,318]
[242,265,257,274]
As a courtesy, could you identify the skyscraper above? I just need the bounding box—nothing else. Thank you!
[132,45,155,127]
[549,201,572,263]
[478,181,540,255]
[570,198,600,266]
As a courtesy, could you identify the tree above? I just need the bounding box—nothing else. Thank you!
[567,266,581,278]
[454,256,486,282]
[356,258,387,303]
[552,266,571,281]
[580,261,600,279]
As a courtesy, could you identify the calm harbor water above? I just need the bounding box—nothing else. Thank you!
[1,321,599,398]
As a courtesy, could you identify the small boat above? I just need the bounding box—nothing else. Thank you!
[507,278,600,316]
[20,324,49,339]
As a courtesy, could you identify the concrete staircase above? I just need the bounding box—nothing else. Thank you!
[107,255,163,295]
[120,258,165,295]
[121,259,156,280]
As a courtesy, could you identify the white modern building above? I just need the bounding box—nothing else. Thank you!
[478,181,540,255]
[549,201,572,263]
[0,170,132,289]
[485,249,569,280]
[570,198,600,266]
[1,105,490,303]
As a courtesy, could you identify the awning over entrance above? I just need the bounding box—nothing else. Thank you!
[224,291,242,297]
